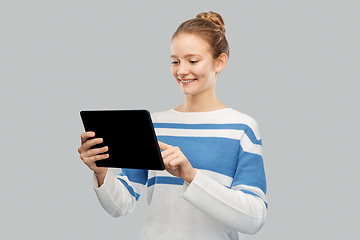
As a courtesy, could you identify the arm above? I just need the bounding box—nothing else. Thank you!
[93,169,137,217]
[78,132,148,217]
[78,131,109,186]
[93,168,149,218]
[182,170,267,235]
[159,136,267,234]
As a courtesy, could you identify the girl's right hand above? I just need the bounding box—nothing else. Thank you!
[78,131,109,175]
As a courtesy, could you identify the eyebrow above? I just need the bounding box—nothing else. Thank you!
[170,54,201,58]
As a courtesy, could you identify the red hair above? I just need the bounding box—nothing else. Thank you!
[172,11,230,59]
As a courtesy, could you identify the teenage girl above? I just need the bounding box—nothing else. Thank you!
[78,11,267,240]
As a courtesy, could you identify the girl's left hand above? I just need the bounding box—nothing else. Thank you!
[158,141,197,183]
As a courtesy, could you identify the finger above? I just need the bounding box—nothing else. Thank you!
[163,157,179,171]
[165,155,188,171]
[167,157,182,169]
[87,146,109,158]
[82,153,109,165]
[80,131,95,145]
[158,141,173,151]
[162,150,181,165]
[166,164,179,171]
[78,137,103,154]
[85,137,104,149]
[80,146,108,160]
[161,146,181,159]
[81,146,108,160]
[81,131,95,145]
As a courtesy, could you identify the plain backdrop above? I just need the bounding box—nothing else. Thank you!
[1,0,359,239]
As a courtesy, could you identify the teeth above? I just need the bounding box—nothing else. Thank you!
[180,79,195,83]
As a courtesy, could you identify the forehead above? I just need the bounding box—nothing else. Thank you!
[170,34,212,57]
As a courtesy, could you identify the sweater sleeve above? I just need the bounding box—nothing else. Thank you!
[182,170,267,235]
[182,141,267,235]
[93,168,148,218]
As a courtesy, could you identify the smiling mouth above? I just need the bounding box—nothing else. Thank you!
[179,79,196,83]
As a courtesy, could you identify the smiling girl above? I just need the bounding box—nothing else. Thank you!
[79,11,267,239]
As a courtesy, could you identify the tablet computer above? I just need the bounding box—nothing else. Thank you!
[80,109,165,170]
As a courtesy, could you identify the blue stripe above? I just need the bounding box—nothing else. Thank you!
[240,189,261,199]
[120,169,148,185]
[232,147,267,194]
[148,176,184,187]
[117,169,148,201]
[157,136,239,178]
[240,190,268,208]
[154,123,261,145]
[117,178,141,201]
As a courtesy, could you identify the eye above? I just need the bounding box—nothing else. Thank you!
[189,60,198,64]
[171,60,179,65]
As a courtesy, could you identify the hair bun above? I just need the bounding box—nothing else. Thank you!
[196,11,226,34]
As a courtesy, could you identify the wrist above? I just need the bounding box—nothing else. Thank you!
[94,168,108,186]
[184,169,198,183]
[94,166,107,174]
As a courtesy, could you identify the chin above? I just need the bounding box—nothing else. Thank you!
[179,88,193,96]
[181,89,199,97]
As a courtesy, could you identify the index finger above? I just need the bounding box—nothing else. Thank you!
[81,131,95,145]
[158,141,173,151]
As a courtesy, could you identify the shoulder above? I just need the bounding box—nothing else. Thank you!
[224,109,259,127]
[225,108,262,142]
[150,109,174,123]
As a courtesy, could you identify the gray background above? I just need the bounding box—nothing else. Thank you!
[1,0,359,239]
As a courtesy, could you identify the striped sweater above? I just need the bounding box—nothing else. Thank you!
[93,108,267,240]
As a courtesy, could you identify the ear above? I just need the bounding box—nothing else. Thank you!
[214,53,228,73]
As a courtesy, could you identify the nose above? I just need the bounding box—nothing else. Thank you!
[177,63,190,76]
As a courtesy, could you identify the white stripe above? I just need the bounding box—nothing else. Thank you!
[155,128,242,140]
[199,169,233,187]
[148,170,174,178]
[148,169,233,187]
[152,109,236,124]
[151,108,262,141]
[131,181,146,195]
[231,184,267,203]
[155,128,262,155]
[247,144,262,156]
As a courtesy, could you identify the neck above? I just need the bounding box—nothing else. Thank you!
[176,90,227,112]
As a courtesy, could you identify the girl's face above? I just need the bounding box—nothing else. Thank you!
[170,34,219,97]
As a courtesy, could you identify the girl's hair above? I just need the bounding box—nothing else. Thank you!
[172,11,230,59]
